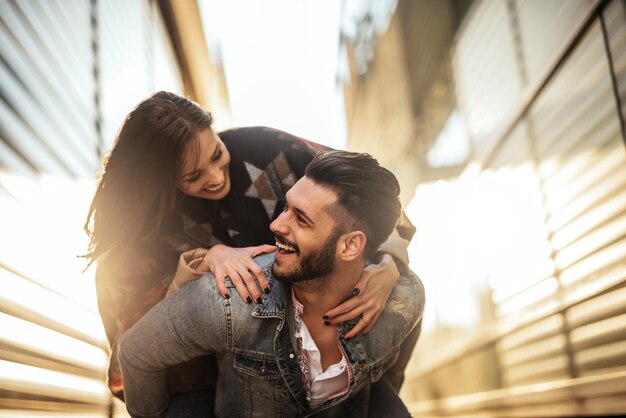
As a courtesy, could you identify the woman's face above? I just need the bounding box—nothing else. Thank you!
[177,128,231,200]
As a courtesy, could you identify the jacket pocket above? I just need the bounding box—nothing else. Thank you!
[234,352,281,380]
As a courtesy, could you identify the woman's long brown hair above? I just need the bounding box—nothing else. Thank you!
[84,91,213,268]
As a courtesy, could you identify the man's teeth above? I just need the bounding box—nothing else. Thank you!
[276,242,296,253]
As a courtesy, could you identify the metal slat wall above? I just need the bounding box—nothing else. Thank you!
[98,0,183,151]
[0,0,97,178]
[495,14,626,389]
[406,0,626,416]
[453,0,523,159]
[605,0,626,126]
[515,0,593,88]
[0,0,184,416]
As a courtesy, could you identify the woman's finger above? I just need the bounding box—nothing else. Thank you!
[245,259,270,294]
[236,265,263,302]
[323,295,362,320]
[225,266,253,304]
[327,304,367,325]
[362,311,382,335]
[247,244,277,257]
[344,317,370,339]
[212,267,230,299]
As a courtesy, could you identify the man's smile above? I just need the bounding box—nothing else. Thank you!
[275,237,298,255]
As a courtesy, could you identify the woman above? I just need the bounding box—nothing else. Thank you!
[85,91,414,413]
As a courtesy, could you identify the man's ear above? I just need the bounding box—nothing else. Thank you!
[338,231,367,261]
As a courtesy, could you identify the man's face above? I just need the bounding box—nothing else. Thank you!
[269,177,342,283]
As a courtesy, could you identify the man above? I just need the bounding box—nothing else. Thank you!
[118,151,425,417]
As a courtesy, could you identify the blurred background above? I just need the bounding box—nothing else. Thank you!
[1,0,625,416]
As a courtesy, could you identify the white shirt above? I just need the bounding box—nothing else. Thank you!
[294,304,350,409]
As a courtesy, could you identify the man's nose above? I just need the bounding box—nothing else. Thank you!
[270,212,289,235]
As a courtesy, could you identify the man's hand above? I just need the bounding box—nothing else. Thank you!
[323,253,400,338]
[200,244,276,303]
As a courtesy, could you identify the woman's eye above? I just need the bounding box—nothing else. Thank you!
[282,203,288,212]
[212,149,223,162]
[187,174,200,182]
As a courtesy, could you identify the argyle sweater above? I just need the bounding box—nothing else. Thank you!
[95,126,415,400]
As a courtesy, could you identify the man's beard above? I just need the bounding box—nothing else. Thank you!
[272,228,342,283]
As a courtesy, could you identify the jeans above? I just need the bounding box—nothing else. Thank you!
[166,388,215,418]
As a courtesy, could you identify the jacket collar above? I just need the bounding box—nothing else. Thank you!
[250,253,289,319]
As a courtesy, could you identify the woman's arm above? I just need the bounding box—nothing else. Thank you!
[95,248,177,398]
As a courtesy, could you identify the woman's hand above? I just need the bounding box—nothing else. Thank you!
[200,244,277,303]
[323,253,399,338]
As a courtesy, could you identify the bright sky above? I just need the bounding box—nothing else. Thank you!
[199,0,347,149]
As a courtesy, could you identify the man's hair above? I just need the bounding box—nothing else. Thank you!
[304,151,401,257]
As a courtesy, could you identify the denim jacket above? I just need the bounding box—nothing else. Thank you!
[119,254,424,418]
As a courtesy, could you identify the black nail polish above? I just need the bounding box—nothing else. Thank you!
[352,288,360,297]
[324,320,331,326]
[256,297,263,304]
[223,293,230,300]
[264,287,271,294]
[246,296,252,304]
[322,315,329,320]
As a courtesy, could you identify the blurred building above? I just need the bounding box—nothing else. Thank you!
[0,0,229,416]
[3,0,626,416]
[341,0,626,416]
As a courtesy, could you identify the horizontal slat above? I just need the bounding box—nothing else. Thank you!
[453,0,522,149]
[605,0,626,123]
[408,370,626,415]
[570,313,626,349]
[531,21,609,156]
[0,360,109,405]
[13,0,93,111]
[567,285,626,328]
[0,134,36,177]
[0,313,107,372]
[516,0,593,87]
[554,213,626,270]
[551,188,626,251]
[503,355,570,386]
[496,277,559,319]
[575,340,626,373]
[0,267,106,348]
[0,97,69,176]
[499,314,564,351]
[0,58,95,175]
[0,1,95,142]
[500,334,567,368]
[548,159,626,232]
[560,235,626,287]
[542,135,623,217]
